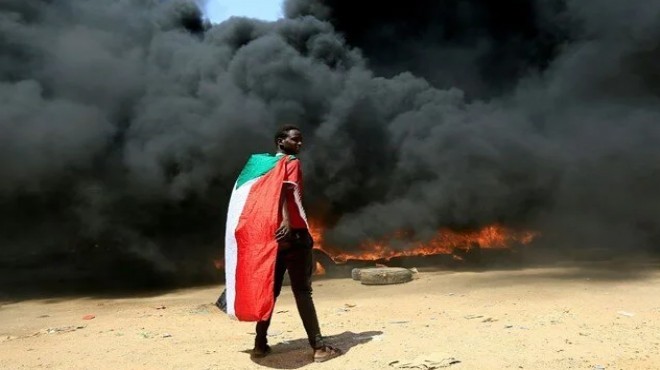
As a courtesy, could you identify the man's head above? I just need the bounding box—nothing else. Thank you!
[274,124,303,155]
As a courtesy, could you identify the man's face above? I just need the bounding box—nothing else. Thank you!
[279,129,303,155]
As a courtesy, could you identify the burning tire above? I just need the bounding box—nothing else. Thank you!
[359,267,413,285]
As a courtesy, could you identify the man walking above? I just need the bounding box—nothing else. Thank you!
[222,125,341,363]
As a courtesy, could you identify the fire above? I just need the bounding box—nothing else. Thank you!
[211,221,537,270]
[309,221,537,263]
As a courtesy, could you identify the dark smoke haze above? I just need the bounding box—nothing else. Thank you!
[1,0,659,289]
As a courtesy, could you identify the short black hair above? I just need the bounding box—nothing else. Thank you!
[274,124,301,145]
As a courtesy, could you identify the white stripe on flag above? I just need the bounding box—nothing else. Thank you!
[224,177,259,319]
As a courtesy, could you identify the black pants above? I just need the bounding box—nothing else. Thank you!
[255,229,325,350]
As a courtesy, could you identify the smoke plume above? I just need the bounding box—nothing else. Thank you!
[1,0,659,288]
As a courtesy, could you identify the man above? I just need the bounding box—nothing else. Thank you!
[222,125,341,363]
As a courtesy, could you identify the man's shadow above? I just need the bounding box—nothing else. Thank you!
[245,330,383,369]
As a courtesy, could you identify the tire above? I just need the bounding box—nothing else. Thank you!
[351,268,362,280]
[359,267,413,285]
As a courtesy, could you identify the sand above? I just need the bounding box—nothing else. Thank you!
[2,261,660,370]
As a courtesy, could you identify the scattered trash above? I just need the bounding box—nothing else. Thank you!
[464,314,484,320]
[482,317,497,323]
[155,305,166,310]
[389,320,410,324]
[409,268,419,274]
[389,353,460,369]
[276,310,289,314]
[44,325,86,335]
[504,325,513,329]
[82,314,96,320]
[447,293,455,296]
[162,333,172,338]
[345,303,357,308]
[617,311,634,317]
[593,365,606,370]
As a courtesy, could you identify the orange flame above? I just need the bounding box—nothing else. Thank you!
[309,221,537,263]
[211,221,537,269]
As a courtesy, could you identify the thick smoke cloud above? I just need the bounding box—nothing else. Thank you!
[285,0,572,97]
[1,0,659,287]
[287,0,660,252]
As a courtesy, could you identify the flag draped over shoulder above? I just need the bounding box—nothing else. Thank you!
[223,153,306,322]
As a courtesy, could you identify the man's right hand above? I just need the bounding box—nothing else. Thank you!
[275,221,291,242]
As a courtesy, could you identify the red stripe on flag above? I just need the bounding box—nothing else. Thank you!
[233,157,288,321]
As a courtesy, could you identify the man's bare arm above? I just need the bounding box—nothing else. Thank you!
[275,184,294,242]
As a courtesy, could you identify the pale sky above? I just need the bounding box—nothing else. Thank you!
[204,0,283,23]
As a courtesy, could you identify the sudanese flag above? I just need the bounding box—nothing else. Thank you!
[222,153,307,321]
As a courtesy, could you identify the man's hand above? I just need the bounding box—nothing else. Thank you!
[275,220,291,242]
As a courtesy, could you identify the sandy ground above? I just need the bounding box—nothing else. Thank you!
[2,261,660,370]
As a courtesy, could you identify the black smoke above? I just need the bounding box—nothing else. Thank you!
[1,0,659,290]
[286,0,572,97]
[287,0,660,253]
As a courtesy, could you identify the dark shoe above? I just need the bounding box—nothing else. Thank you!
[313,345,342,363]
[251,344,272,358]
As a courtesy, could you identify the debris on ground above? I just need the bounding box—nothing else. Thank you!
[389,353,461,369]
[40,325,87,335]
